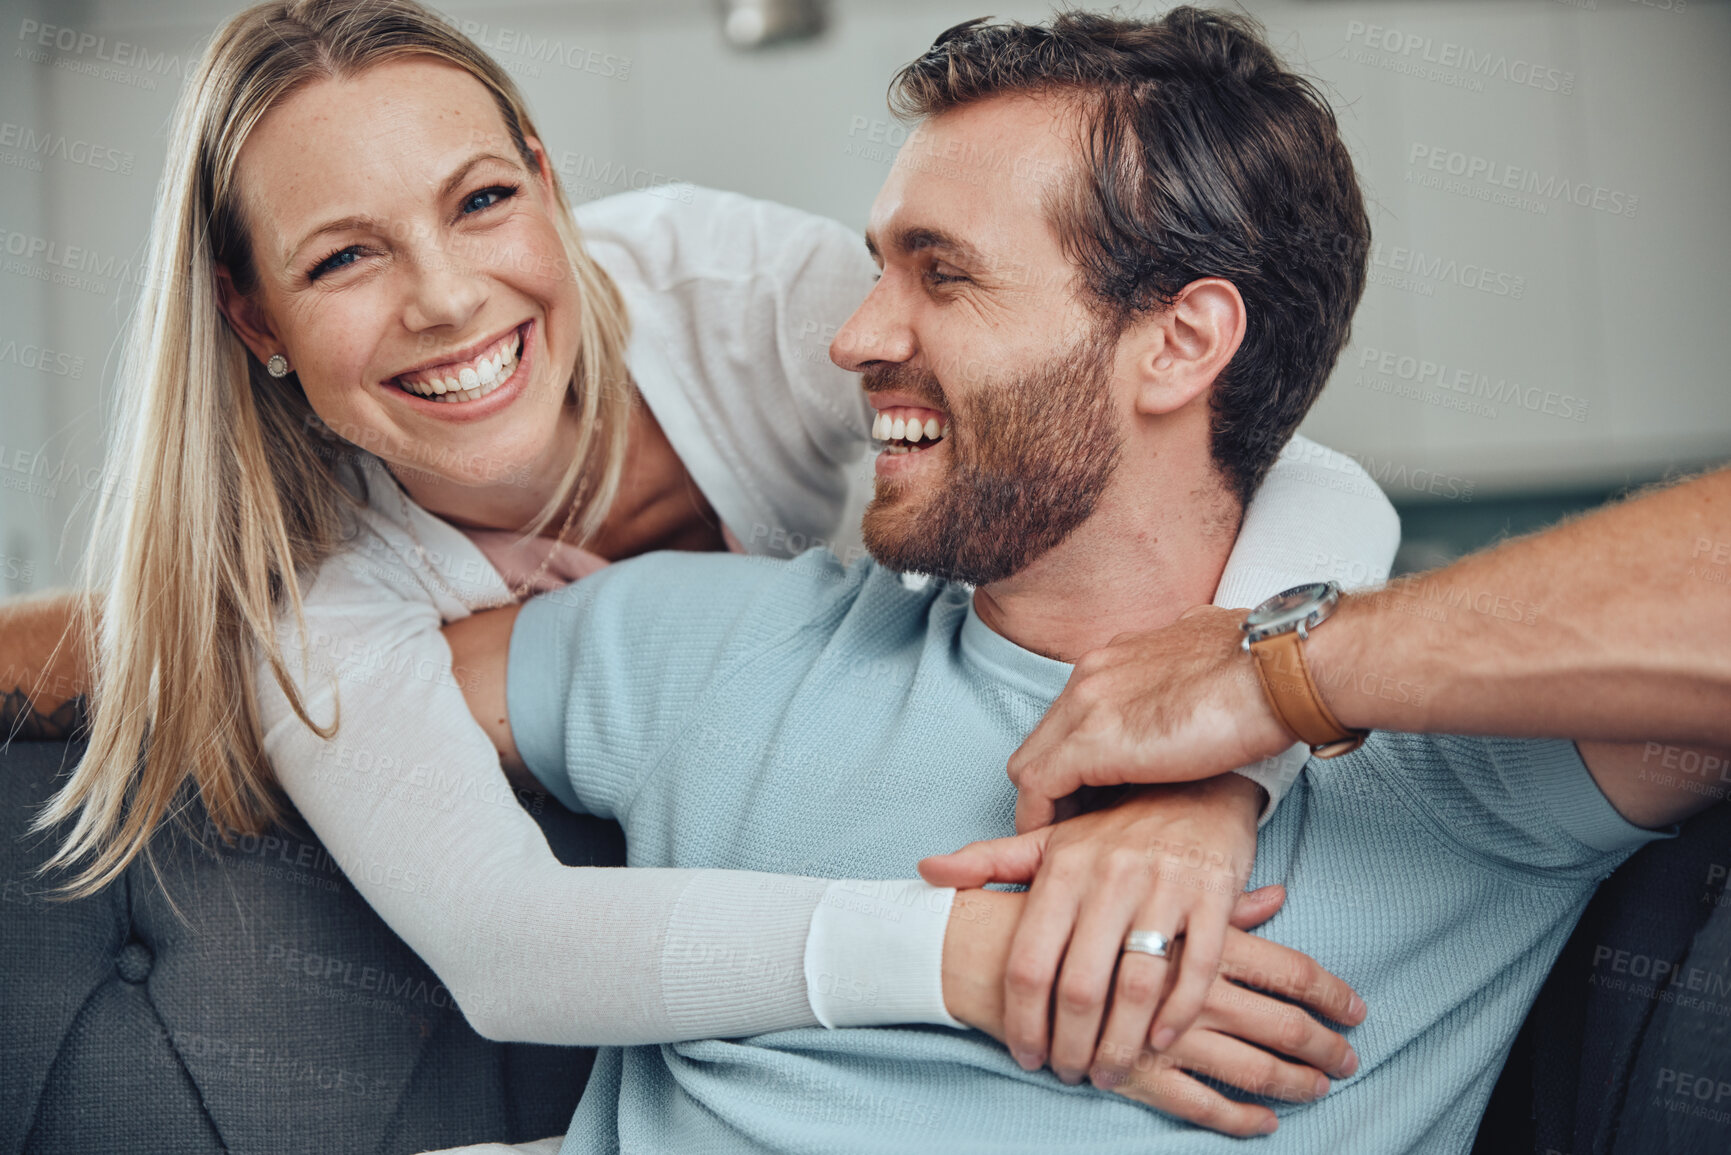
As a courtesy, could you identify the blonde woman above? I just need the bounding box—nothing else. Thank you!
[1,0,1396,1138]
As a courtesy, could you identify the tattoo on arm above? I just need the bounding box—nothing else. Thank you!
[2,689,91,742]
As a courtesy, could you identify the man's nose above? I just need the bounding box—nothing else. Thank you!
[831,278,915,372]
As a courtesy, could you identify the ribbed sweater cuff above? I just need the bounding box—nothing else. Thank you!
[1510,737,1676,853]
[805,880,964,1030]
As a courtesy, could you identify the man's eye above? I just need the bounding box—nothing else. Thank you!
[461,184,519,215]
[309,247,362,280]
[926,267,970,286]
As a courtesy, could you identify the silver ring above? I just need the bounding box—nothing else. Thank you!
[1122,930,1171,959]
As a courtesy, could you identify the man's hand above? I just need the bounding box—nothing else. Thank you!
[922,776,1261,1086]
[1008,606,1292,832]
[941,886,1364,1138]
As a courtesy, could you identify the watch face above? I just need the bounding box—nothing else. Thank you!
[1243,582,1337,638]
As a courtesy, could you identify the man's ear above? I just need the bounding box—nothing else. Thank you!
[1129,277,1246,417]
[213,263,281,366]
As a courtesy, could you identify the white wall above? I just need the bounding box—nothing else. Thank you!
[2,0,1726,589]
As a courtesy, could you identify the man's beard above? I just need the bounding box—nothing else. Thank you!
[861,328,1123,586]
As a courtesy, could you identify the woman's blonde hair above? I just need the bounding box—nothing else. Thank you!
[35,0,634,896]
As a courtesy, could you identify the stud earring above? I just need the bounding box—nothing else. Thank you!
[266,353,290,378]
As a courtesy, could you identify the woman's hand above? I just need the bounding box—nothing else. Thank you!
[922,775,1263,1085]
[941,886,1364,1138]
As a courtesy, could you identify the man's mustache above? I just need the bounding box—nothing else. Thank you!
[861,363,950,413]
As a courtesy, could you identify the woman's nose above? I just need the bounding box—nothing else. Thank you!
[401,248,487,333]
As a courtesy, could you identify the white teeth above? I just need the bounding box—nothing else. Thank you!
[398,327,522,400]
[873,409,950,450]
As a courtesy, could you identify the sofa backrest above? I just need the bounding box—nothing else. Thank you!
[1,738,625,1155]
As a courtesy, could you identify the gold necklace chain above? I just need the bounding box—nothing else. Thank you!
[392,472,584,610]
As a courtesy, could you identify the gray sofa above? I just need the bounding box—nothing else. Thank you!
[2,737,623,1155]
[3,735,1726,1154]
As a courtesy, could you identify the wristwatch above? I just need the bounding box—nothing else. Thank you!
[1240,581,1368,758]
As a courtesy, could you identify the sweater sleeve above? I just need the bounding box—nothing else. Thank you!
[1213,435,1404,820]
[257,539,960,1044]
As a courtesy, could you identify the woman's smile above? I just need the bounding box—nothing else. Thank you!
[391,319,526,402]
[382,319,537,424]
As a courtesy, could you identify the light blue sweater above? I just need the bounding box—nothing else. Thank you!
[509,549,1667,1154]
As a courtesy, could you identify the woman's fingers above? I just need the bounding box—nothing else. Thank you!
[1228,883,1286,929]
[1199,976,1359,1080]
[1107,1049,1280,1138]
[1048,869,1172,1084]
[1163,1027,1332,1104]
[1219,926,1368,1029]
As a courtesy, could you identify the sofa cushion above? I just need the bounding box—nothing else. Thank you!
[1,739,625,1155]
[1473,800,1731,1155]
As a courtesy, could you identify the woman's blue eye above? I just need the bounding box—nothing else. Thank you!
[310,247,361,280]
[461,185,518,215]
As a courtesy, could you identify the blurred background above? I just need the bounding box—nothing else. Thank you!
[1,0,1727,591]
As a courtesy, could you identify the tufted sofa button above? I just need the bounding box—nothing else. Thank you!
[115,939,154,984]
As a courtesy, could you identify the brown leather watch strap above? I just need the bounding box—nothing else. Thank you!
[1247,630,1366,758]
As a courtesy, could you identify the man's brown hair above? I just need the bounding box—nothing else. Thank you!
[890,8,1370,505]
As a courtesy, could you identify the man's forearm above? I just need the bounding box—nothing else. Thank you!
[1309,470,1731,747]
[0,590,92,739]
